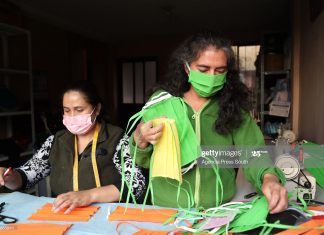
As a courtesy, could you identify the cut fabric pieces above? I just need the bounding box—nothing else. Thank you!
[28,203,99,221]
[108,206,178,224]
[196,215,236,230]
[228,196,269,233]
[173,197,314,235]
[151,118,182,183]
[174,197,292,235]
[0,223,72,235]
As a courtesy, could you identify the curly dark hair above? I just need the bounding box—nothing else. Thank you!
[161,31,251,135]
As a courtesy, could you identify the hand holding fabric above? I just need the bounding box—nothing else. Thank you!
[133,120,164,148]
[262,173,288,214]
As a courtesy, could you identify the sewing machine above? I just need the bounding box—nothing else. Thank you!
[274,136,316,201]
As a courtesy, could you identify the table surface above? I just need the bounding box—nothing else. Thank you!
[1,169,324,235]
[0,192,180,235]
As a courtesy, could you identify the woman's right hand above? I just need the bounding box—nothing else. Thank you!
[0,167,22,190]
[133,120,164,149]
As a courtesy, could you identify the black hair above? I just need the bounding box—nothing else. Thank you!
[62,80,105,121]
[161,31,251,134]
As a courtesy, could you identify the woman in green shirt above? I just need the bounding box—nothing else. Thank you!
[131,31,288,213]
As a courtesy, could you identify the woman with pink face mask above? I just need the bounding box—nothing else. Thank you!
[0,80,146,214]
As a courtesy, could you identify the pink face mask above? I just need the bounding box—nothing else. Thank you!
[62,108,96,135]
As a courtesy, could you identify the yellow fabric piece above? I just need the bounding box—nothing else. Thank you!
[151,118,182,183]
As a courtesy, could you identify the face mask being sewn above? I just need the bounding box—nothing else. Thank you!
[186,62,227,97]
[63,107,96,135]
[151,118,182,183]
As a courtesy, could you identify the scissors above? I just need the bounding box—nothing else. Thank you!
[0,202,17,224]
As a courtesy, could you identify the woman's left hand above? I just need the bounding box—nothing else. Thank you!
[262,173,288,214]
[52,190,94,214]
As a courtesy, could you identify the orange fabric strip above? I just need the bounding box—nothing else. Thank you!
[307,206,324,211]
[28,203,99,222]
[28,214,91,221]
[133,230,169,235]
[42,203,100,211]
[303,228,324,235]
[108,206,177,224]
[275,220,324,235]
[36,209,96,216]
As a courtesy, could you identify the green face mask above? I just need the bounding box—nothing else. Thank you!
[186,62,227,97]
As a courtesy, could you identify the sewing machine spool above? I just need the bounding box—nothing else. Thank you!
[275,154,300,180]
[282,130,297,143]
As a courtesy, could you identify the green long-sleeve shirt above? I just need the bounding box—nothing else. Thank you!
[131,94,285,208]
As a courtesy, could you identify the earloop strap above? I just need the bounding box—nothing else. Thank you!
[185,62,191,71]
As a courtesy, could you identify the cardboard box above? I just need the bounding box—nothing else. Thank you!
[269,101,290,117]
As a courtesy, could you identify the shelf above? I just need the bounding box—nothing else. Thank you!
[0,23,29,36]
[0,111,32,117]
[262,111,289,118]
[0,23,36,194]
[0,68,30,75]
[263,70,289,75]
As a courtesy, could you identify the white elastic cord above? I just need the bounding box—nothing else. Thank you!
[177,226,198,233]
[204,204,252,214]
[150,91,169,101]
[185,62,191,71]
[181,160,197,174]
[174,216,203,233]
[142,92,172,110]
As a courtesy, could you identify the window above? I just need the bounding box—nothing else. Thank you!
[233,45,261,119]
[232,45,260,90]
[121,59,157,104]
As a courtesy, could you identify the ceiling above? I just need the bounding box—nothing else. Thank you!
[7,0,291,42]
